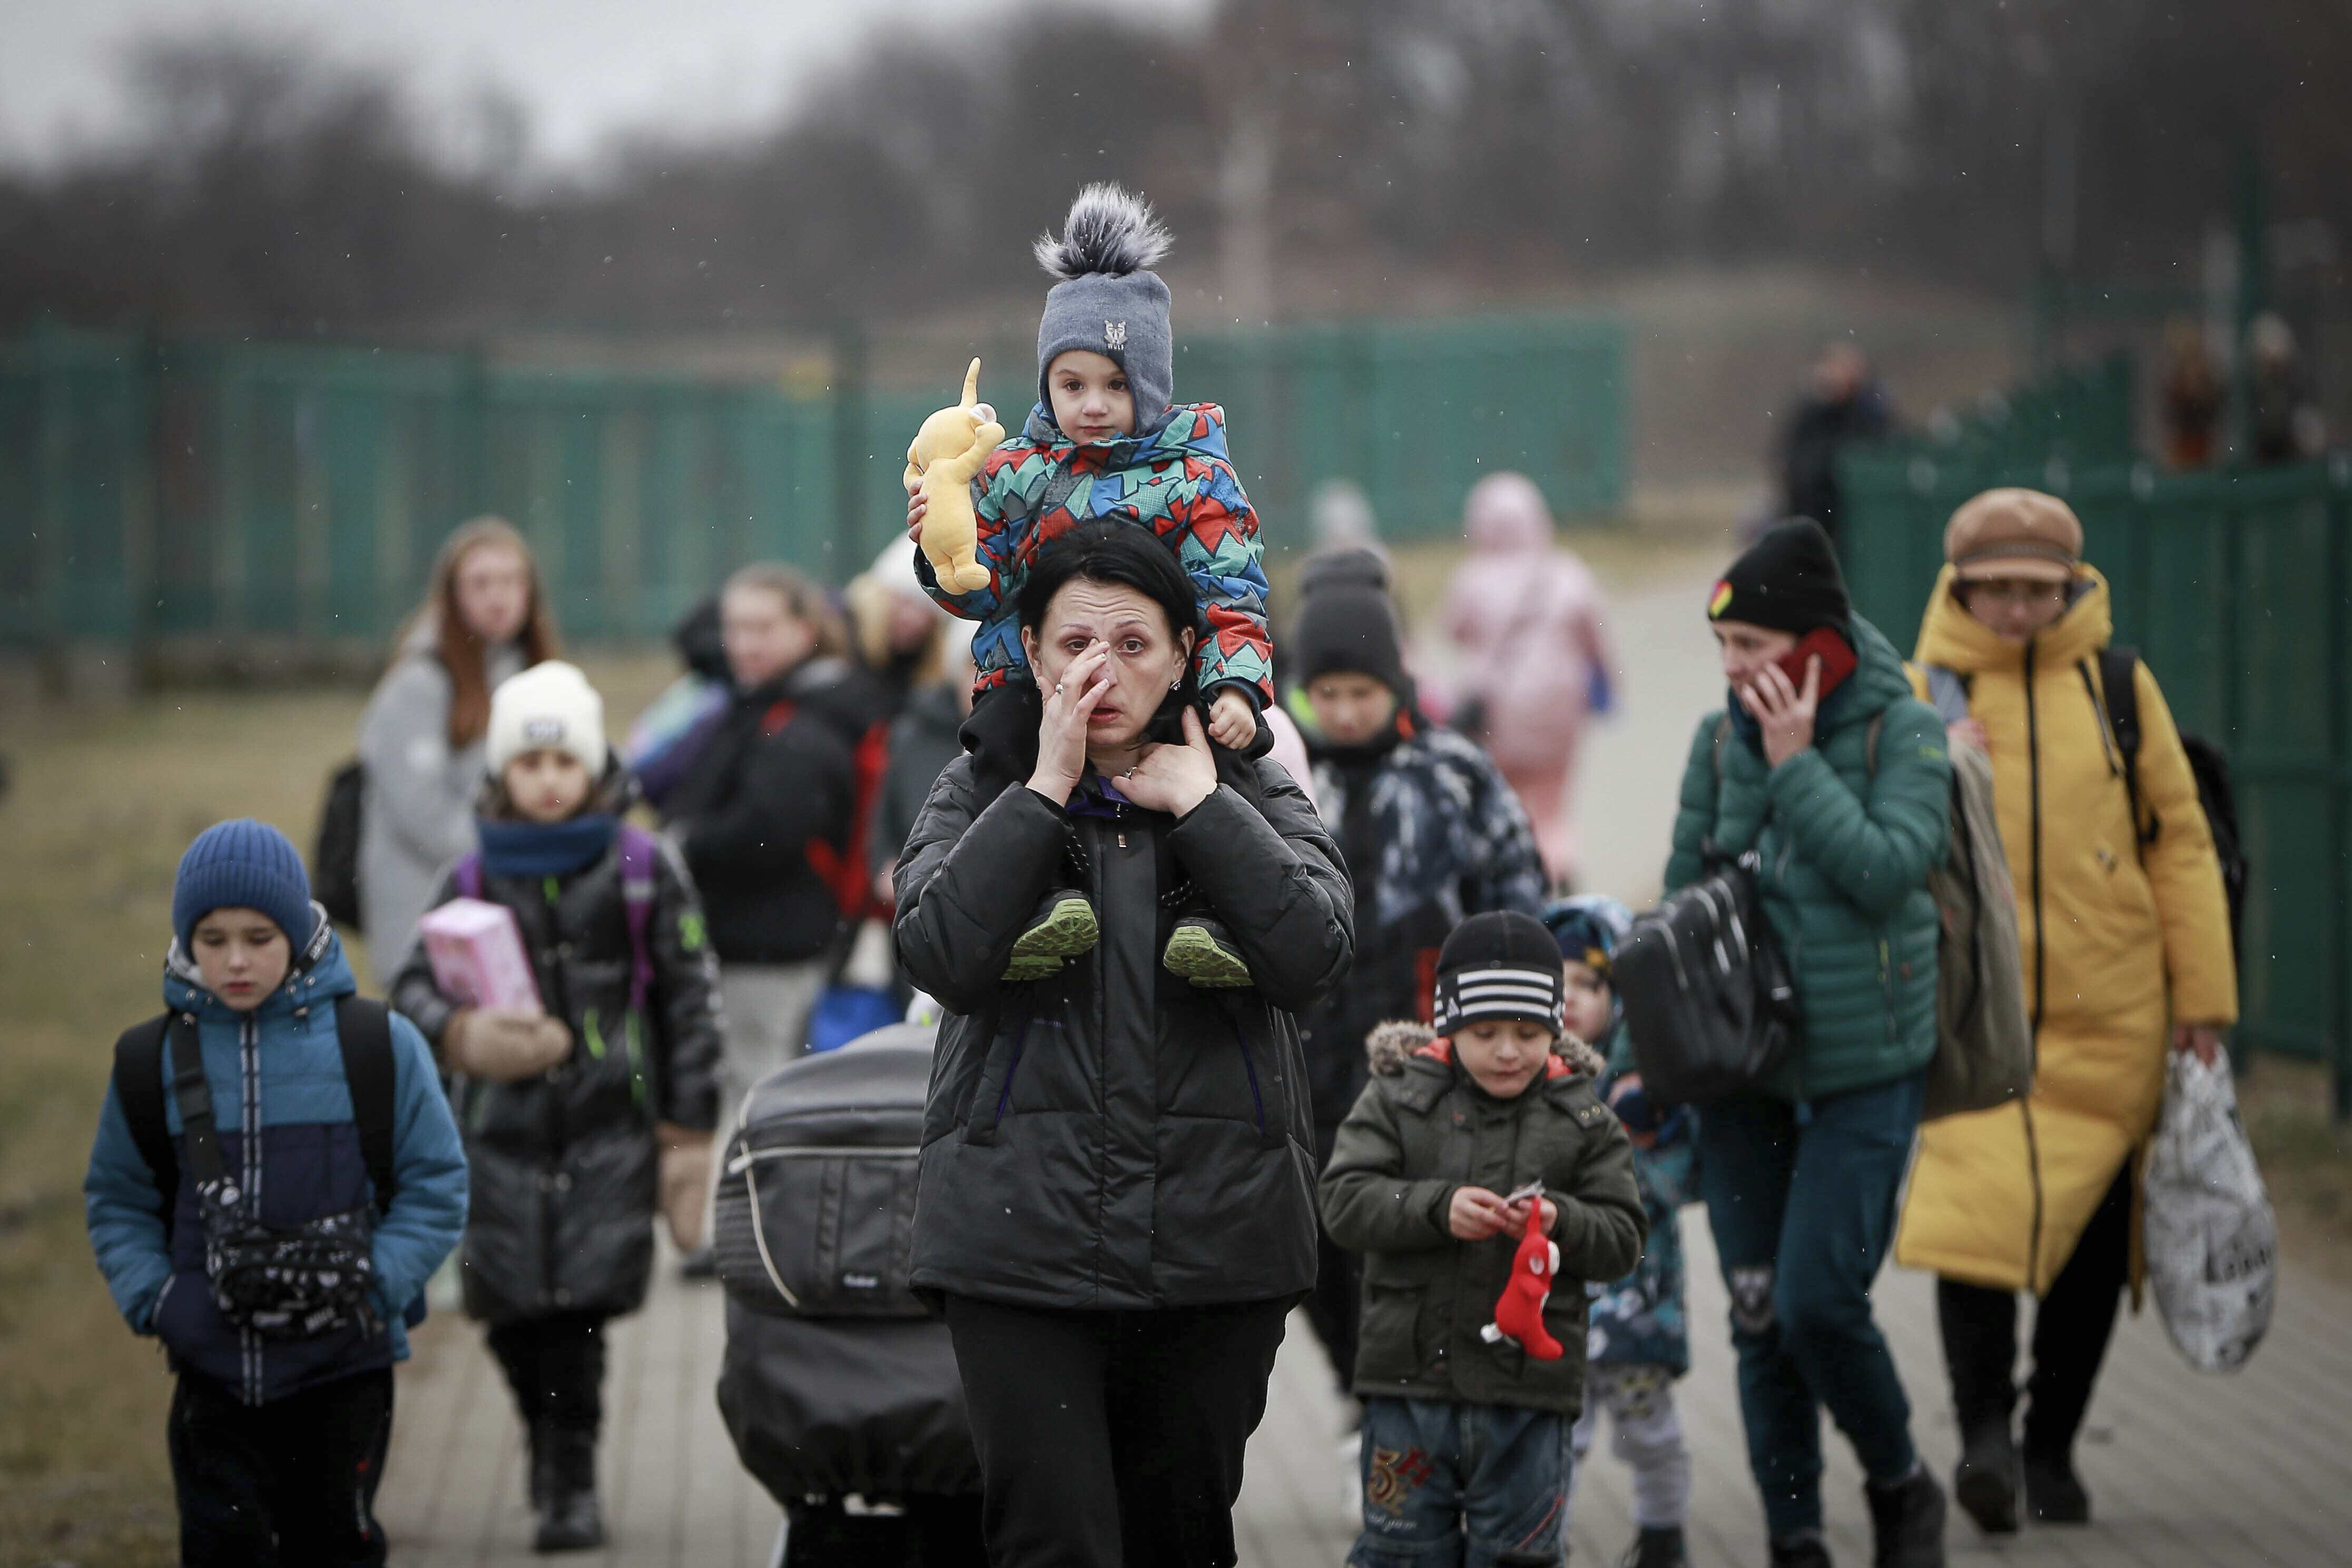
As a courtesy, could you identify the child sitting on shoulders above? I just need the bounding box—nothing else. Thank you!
[1321,911,1646,1567]
[1547,896,1700,1568]
[908,183,1274,991]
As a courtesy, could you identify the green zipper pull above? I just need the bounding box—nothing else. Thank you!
[583,1007,608,1060]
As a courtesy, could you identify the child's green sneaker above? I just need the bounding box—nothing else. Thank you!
[1163,912,1254,989]
[1003,890,1099,981]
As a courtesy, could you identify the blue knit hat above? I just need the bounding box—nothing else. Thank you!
[173,819,316,950]
[1541,895,1632,979]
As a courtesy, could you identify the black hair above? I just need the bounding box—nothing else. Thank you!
[1015,520,1203,676]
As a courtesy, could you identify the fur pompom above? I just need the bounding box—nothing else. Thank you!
[1033,183,1173,281]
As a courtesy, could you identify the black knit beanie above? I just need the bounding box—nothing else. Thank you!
[1432,911,1566,1036]
[1709,518,1851,636]
[1290,550,1408,694]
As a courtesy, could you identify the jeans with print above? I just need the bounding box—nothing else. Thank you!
[1696,1071,1925,1542]
[1351,1396,1569,1568]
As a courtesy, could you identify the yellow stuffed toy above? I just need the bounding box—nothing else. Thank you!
[904,358,1003,594]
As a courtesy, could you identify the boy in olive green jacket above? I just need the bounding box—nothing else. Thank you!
[1321,911,1646,1567]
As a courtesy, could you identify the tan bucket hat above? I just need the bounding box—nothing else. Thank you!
[1943,488,2084,584]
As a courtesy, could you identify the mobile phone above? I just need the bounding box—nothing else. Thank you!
[1775,626,1857,691]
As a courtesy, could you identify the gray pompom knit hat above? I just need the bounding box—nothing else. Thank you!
[1034,183,1175,430]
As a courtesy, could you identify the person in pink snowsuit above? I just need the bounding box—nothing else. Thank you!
[1441,473,1616,886]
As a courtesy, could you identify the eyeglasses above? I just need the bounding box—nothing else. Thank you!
[1961,580,2068,608]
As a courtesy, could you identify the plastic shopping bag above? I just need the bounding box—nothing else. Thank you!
[2142,1051,2277,1372]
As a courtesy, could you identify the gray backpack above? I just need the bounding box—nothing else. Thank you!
[1906,668,2035,1121]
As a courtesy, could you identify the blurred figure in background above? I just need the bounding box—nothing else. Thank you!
[660,566,862,1215]
[871,620,977,912]
[1778,342,1892,551]
[1290,548,1546,1431]
[2158,318,2226,471]
[358,517,559,970]
[1440,473,1616,888]
[2248,312,2326,466]
[624,594,732,813]
[1306,477,1391,569]
[845,539,958,723]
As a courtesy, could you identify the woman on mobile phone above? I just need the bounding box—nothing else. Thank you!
[1661,518,1955,1568]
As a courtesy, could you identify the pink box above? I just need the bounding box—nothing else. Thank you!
[417,898,543,1015]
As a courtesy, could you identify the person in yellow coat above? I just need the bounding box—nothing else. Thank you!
[1892,488,2237,1536]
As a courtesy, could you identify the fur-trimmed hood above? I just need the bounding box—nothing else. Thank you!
[1365,1019,1606,1082]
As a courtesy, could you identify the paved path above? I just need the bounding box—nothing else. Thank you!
[378,563,2351,1564]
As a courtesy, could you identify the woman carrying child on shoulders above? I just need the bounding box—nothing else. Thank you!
[893,521,1352,1564]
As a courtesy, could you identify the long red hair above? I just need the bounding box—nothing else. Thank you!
[396,517,560,748]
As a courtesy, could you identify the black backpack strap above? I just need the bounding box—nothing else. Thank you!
[111,1014,179,1229]
[334,996,400,1215]
[165,1013,229,1191]
[2090,645,2157,845]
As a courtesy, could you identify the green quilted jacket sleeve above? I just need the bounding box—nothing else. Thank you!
[1767,696,1951,919]
[1662,714,1724,895]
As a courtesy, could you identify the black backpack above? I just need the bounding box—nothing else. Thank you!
[312,760,366,930]
[111,996,400,1239]
[1615,718,1802,1105]
[2097,647,2250,968]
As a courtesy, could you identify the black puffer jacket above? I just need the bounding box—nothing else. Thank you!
[893,738,1354,1311]
[664,656,865,965]
[391,791,724,1326]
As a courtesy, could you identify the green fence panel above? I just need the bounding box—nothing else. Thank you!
[1842,449,2352,1087]
[3,312,1626,659]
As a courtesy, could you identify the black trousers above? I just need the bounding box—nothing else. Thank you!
[169,1366,394,1568]
[486,1310,608,1435]
[942,1294,1291,1568]
[1937,1167,2133,1459]
[1302,1125,1362,1402]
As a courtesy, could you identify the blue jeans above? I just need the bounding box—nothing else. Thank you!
[1696,1072,1925,1542]
[1351,1397,1569,1568]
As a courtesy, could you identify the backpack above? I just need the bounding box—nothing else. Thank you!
[1916,669,2037,1121]
[313,759,366,929]
[1615,719,1801,1105]
[761,698,894,922]
[112,997,399,1240]
[2096,646,2250,968]
[455,824,660,1021]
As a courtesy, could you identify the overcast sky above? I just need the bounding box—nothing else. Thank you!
[0,0,1212,172]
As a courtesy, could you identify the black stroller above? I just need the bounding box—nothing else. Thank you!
[714,1022,983,1567]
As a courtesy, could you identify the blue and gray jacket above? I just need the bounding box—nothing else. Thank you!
[83,911,468,1405]
[1585,1021,1700,1377]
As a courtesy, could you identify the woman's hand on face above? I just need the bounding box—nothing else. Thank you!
[1740,655,1821,768]
[1447,1185,1513,1241]
[1118,706,1219,818]
[1028,642,1113,805]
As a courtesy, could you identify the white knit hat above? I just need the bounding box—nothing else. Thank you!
[487,660,607,778]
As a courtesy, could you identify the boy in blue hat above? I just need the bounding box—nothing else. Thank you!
[85,818,467,1567]
[1544,896,1699,1568]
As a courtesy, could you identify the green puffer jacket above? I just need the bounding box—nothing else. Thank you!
[1662,613,1951,1103]
[1320,1023,1645,1417]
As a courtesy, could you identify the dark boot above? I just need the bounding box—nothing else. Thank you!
[532,1427,605,1553]
[2022,1447,2091,1525]
[1768,1533,1833,1567]
[525,1418,559,1513]
[1863,1466,1947,1568]
[1621,1525,1687,1567]
[1951,1419,2019,1536]
[1004,889,1098,981]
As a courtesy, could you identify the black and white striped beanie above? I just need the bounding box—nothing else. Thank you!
[1431,911,1566,1037]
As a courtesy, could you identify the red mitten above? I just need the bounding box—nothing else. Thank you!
[1481,1202,1566,1361]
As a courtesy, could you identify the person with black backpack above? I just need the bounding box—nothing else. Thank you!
[84,820,467,1567]
[1659,519,1954,1568]
[390,662,725,1551]
[1891,489,2239,1538]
